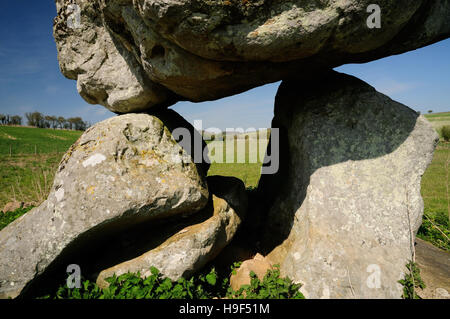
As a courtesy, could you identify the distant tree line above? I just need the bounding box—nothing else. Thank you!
[0,114,22,126]
[0,112,90,131]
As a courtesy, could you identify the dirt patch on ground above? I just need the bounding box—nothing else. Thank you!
[45,134,68,141]
[415,238,450,299]
[0,131,17,140]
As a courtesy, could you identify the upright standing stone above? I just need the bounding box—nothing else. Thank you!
[257,71,439,299]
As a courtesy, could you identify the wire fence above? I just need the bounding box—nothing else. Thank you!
[0,144,69,157]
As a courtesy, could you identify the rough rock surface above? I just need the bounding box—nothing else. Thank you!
[96,175,247,288]
[54,0,450,112]
[257,71,439,299]
[0,112,209,299]
[53,0,179,113]
[230,254,272,291]
[415,238,450,299]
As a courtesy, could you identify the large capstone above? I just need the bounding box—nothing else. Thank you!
[0,112,209,299]
[54,0,450,113]
[257,71,439,299]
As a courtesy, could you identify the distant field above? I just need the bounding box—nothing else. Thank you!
[0,126,82,207]
[0,126,82,155]
[419,142,450,250]
[424,111,450,136]
[206,138,268,188]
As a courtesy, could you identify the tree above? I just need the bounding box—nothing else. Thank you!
[25,112,45,128]
[0,114,6,125]
[70,117,87,131]
[57,116,66,129]
[45,115,58,129]
[428,110,433,114]
[67,117,75,130]
[442,126,450,142]
[10,115,22,126]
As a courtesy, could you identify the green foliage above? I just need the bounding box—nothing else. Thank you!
[424,112,450,137]
[398,261,426,299]
[45,267,220,300]
[0,153,63,208]
[419,142,450,251]
[0,206,34,231]
[226,265,305,299]
[442,125,450,141]
[206,138,268,189]
[417,212,450,251]
[39,264,304,300]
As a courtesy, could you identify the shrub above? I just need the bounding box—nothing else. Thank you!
[39,264,304,300]
[398,261,425,299]
[0,206,34,231]
[417,212,450,251]
[441,125,450,141]
[226,265,305,299]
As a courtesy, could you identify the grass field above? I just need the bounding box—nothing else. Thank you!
[424,111,450,137]
[0,126,83,206]
[0,125,448,251]
[206,139,268,188]
[418,142,450,250]
[0,126,82,155]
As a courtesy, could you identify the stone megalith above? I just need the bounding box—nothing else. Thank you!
[0,112,210,299]
[53,0,450,113]
[257,71,439,299]
[96,175,247,288]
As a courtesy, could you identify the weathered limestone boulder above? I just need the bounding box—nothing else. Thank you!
[54,0,450,112]
[0,112,209,299]
[257,71,439,299]
[53,0,179,113]
[96,175,247,288]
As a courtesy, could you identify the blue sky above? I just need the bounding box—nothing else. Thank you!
[0,1,449,130]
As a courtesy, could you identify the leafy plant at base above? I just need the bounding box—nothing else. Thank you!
[398,261,426,299]
[0,206,34,231]
[226,265,305,299]
[39,264,304,300]
[441,125,450,141]
[46,266,220,299]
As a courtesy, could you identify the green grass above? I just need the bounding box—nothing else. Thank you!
[0,206,34,231]
[418,142,450,250]
[424,112,450,119]
[0,126,82,208]
[0,125,82,155]
[0,153,63,207]
[206,139,267,188]
[424,112,450,137]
